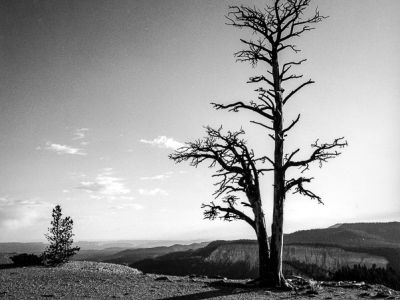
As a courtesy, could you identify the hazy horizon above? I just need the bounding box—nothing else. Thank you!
[3,220,400,244]
[1,0,399,243]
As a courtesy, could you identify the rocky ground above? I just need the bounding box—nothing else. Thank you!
[0,261,399,299]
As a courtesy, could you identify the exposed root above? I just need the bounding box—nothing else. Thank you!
[280,279,294,291]
[246,276,294,290]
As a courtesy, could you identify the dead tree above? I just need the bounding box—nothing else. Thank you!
[169,126,273,282]
[212,0,347,287]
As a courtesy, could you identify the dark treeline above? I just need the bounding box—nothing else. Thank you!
[333,264,400,291]
[286,260,400,291]
[284,260,331,280]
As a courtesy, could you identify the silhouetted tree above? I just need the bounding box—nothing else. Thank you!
[170,127,273,283]
[43,205,80,266]
[209,0,347,287]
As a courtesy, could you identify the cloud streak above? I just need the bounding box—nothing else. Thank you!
[72,128,89,140]
[140,136,183,150]
[109,203,144,210]
[76,168,130,197]
[138,188,168,196]
[39,142,87,156]
[140,172,172,181]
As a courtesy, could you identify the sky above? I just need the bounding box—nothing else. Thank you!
[0,0,399,242]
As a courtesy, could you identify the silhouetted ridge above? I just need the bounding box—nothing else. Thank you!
[336,222,400,243]
[284,223,400,248]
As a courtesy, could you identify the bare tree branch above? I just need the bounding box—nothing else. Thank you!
[285,177,323,204]
[202,196,256,229]
[211,101,274,121]
[281,59,307,79]
[283,114,301,134]
[169,126,269,226]
[283,79,314,105]
[250,120,274,131]
[284,137,348,171]
[248,75,274,89]
[284,148,300,164]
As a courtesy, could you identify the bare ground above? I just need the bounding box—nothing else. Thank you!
[0,261,399,299]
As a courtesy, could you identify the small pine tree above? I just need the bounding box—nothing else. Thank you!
[43,205,80,266]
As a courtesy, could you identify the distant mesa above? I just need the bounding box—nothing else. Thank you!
[127,222,400,289]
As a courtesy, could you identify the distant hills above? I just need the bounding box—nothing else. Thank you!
[284,222,400,248]
[128,222,400,282]
[1,222,399,290]
[0,243,46,254]
[74,242,210,264]
[74,240,207,251]
[0,239,209,266]
[0,239,207,255]
[131,240,258,278]
[2,222,399,275]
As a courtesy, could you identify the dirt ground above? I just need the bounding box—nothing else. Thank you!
[0,261,399,299]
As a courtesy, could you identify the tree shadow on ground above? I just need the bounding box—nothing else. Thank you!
[160,281,268,300]
[160,289,245,300]
[0,264,16,270]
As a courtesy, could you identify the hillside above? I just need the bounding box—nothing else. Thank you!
[101,242,209,264]
[283,222,400,275]
[0,242,46,254]
[75,239,206,250]
[336,222,400,243]
[132,240,259,279]
[284,222,400,248]
[0,240,210,266]
[71,242,210,264]
[0,240,207,254]
[131,241,393,278]
[72,248,127,262]
[131,222,400,290]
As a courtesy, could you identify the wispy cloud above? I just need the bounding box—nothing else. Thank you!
[72,128,89,140]
[138,188,168,196]
[76,168,130,196]
[0,197,52,230]
[38,142,87,156]
[140,172,173,181]
[73,128,90,146]
[37,128,90,155]
[140,136,183,150]
[0,197,49,208]
[109,203,144,210]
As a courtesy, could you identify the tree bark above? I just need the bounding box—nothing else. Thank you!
[256,227,271,285]
[270,145,286,286]
[269,49,287,287]
[251,194,271,284]
[270,190,285,286]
